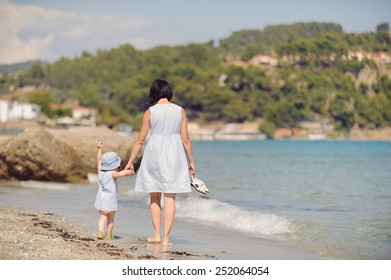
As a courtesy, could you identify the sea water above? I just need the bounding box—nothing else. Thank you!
[184,140,391,259]
[2,140,390,259]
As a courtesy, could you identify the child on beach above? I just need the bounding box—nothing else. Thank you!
[94,142,134,240]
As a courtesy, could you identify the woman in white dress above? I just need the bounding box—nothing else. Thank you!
[125,79,196,246]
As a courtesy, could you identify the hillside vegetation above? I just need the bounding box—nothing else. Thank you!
[1,22,390,134]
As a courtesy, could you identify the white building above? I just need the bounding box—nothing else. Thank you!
[0,99,41,122]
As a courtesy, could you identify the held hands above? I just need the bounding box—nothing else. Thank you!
[97,141,103,149]
[125,161,135,175]
[118,164,135,177]
[122,168,134,176]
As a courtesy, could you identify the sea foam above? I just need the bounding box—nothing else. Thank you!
[20,180,70,190]
[176,196,294,237]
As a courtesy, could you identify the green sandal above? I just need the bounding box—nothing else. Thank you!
[96,231,105,239]
[105,232,114,240]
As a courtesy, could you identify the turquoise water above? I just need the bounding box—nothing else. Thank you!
[2,140,390,259]
[184,140,391,259]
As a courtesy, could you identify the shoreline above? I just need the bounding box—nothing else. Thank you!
[1,122,391,142]
[0,180,320,260]
[0,203,208,260]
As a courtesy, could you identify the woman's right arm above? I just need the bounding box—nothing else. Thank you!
[125,110,151,172]
[180,108,196,175]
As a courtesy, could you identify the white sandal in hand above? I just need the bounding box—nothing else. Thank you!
[190,175,209,195]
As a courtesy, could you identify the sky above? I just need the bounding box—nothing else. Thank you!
[1,0,390,65]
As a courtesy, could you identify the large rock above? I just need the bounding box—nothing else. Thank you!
[0,127,88,182]
[0,126,142,183]
[47,126,141,172]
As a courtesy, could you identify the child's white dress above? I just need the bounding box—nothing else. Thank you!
[94,171,118,211]
[135,103,191,193]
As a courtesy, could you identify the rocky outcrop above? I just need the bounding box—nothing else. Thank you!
[0,127,88,182]
[0,126,141,183]
[47,126,140,172]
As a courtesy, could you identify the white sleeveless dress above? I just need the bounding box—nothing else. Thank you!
[135,103,191,193]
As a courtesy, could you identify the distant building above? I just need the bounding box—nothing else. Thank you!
[49,103,97,126]
[274,128,292,139]
[72,105,97,126]
[188,122,267,141]
[342,50,391,64]
[308,131,327,141]
[370,52,391,64]
[250,54,278,67]
[188,123,216,140]
[215,123,266,140]
[0,99,41,122]
[224,60,248,68]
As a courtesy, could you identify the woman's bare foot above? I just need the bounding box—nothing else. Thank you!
[162,240,173,246]
[147,236,161,243]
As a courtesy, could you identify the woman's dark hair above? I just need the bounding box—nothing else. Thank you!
[148,79,173,104]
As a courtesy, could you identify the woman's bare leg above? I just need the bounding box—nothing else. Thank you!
[148,192,162,243]
[162,193,176,245]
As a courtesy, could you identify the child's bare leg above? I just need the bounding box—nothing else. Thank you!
[148,192,162,243]
[162,193,176,246]
[106,211,115,233]
[98,211,108,232]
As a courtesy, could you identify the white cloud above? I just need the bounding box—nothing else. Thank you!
[0,0,157,64]
[0,34,54,64]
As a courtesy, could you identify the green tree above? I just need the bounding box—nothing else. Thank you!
[329,94,354,130]
[266,99,308,128]
[29,90,53,117]
[376,22,389,33]
[241,42,266,61]
[100,101,128,126]
[219,29,262,56]
[222,97,250,122]
[76,83,101,108]
[260,120,276,138]
[130,112,144,131]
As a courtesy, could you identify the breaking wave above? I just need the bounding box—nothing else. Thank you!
[176,196,295,237]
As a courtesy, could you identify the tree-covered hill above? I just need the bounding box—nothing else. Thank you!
[1,22,390,133]
[219,22,344,59]
[0,60,47,74]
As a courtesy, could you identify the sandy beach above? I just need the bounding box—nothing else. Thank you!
[0,203,210,260]
[0,204,141,260]
[0,180,319,260]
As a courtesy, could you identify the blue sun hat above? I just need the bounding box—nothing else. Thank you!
[101,152,121,171]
